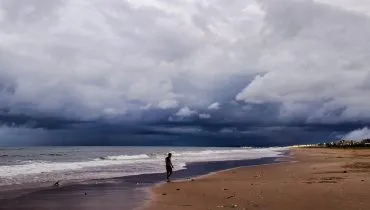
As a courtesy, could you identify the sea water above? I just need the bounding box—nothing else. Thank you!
[0,146,287,187]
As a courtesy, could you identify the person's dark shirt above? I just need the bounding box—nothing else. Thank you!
[165,156,172,168]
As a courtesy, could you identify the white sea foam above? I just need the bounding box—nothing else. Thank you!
[172,147,285,163]
[96,154,150,161]
[0,156,156,177]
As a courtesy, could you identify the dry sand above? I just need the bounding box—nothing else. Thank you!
[145,148,370,210]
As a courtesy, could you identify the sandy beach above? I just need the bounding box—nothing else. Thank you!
[146,148,370,210]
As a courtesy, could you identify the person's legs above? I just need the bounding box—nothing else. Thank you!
[168,170,172,178]
[166,167,169,181]
[166,167,172,182]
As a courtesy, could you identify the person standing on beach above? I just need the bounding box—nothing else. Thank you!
[165,153,174,182]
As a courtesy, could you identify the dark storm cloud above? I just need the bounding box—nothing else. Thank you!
[2,118,365,146]
[1,0,370,146]
[0,113,85,129]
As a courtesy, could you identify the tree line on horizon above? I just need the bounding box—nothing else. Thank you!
[316,139,370,148]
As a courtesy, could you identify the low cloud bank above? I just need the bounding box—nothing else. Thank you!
[342,127,370,141]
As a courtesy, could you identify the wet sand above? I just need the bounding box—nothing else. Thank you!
[146,148,370,210]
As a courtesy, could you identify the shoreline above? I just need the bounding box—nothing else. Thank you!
[140,150,291,210]
[141,159,292,210]
[148,149,291,188]
[145,148,370,210]
[0,155,285,210]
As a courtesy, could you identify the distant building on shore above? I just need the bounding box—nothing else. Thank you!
[316,138,370,148]
[292,138,370,148]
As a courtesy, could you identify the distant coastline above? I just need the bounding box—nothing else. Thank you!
[292,138,370,149]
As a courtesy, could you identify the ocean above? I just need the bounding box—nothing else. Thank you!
[0,146,286,187]
[0,146,288,210]
[0,147,282,186]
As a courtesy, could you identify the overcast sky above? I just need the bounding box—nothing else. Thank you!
[1,0,370,146]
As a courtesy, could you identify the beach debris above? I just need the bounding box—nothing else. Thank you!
[361,180,365,182]
[217,204,238,208]
[304,181,314,184]
[53,181,60,187]
[84,192,87,195]
[222,188,228,191]
[321,177,343,181]
[191,179,195,181]
[162,193,167,196]
[343,170,347,173]
[318,180,337,184]
[176,188,180,191]
[226,195,235,199]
